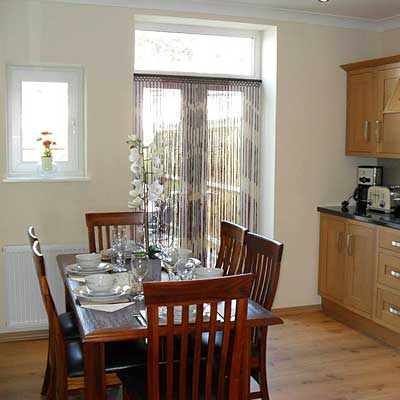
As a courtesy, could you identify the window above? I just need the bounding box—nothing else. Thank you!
[135,25,259,78]
[6,65,85,180]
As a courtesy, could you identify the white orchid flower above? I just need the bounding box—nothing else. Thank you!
[148,180,163,201]
[128,134,139,142]
[129,148,140,163]
[128,197,143,209]
[130,162,141,175]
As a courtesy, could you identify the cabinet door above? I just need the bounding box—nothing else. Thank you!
[319,215,346,303]
[344,222,376,316]
[346,71,375,155]
[377,66,400,156]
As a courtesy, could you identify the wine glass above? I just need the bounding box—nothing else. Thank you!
[175,258,195,280]
[159,245,179,281]
[131,252,149,301]
[112,227,128,272]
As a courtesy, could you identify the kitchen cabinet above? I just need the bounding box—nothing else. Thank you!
[344,222,375,316]
[319,215,346,303]
[319,215,375,316]
[341,55,400,158]
[346,71,375,154]
[318,209,400,347]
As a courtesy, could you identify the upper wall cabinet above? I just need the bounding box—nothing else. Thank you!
[342,55,400,159]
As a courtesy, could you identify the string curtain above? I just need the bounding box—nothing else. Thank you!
[134,74,261,264]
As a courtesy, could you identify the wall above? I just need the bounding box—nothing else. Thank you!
[0,0,384,331]
[0,0,135,331]
[383,28,400,55]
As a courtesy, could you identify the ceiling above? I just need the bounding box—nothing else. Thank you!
[218,0,400,21]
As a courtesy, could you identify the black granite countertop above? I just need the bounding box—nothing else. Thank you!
[317,205,400,230]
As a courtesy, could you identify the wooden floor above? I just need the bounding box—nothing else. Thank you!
[1,311,399,399]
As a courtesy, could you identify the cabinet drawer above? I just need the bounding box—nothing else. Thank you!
[378,252,400,291]
[378,227,400,253]
[375,288,400,333]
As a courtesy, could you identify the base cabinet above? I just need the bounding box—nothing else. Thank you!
[344,222,375,316]
[319,213,400,347]
[319,215,375,317]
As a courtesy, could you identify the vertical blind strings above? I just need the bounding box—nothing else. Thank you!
[134,75,261,262]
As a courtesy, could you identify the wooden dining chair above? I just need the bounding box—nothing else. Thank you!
[243,232,284,400]
[118,273,254,400]
[31,240,148,399]
[28,227,80,396]
[85,211,144,252]
[216,220,248,275]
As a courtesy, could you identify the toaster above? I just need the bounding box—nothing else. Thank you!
[367,186,400,213]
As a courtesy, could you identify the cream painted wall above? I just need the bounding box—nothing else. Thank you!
[0,0,135,330]
[272,22,380,307]
[383,28,400,55]
[0,0,384,331]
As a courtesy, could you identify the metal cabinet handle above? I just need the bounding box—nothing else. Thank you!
[391,240,400,248]
[390,270,400,279]
[388,306,400,317]
[363,120,369,142]
[375,120,381,143]
[346,234,353,256]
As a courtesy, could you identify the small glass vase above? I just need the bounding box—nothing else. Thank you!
[41,156,53,172]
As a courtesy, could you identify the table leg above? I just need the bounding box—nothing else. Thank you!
[83,342,106,400]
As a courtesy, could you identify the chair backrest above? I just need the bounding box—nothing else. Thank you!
[215,220,247,275]
[243,232,283,310]
[85,211,144,253]
[31,241,67,376]
[31,239,46,279]
[143,274,254,400]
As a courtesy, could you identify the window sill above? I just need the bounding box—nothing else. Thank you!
[3,176,91,183]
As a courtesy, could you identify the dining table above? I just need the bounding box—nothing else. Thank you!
[57,253,284,400]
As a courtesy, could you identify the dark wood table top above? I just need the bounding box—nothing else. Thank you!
[57,254,283,343]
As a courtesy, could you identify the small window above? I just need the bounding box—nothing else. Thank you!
[135,27,258,78]
[6,65,86,180]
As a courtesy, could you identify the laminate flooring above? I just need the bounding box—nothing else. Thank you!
[0,311,399,399]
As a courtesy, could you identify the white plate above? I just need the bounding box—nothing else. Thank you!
[74,285,130,303]
[81,285,123,297]
[66,263,113,276]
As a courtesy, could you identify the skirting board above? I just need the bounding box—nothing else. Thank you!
[272,304,321,316]
[0,329,48,343]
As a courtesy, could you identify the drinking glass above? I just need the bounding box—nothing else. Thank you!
[112,227,128,272]
[131,252,149,301]
[159,246,179,281]
[175,258,195,280]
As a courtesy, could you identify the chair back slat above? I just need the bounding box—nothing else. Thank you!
[243,232,283,310]
[85,212,144,253]
[216,221,247,275]
[143,274,253,400]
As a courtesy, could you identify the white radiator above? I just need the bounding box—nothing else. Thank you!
[2,243,87,331]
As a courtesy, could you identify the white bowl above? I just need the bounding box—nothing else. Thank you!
[76,253,102,269]
[194,267,224,279]
[85,274,116,293]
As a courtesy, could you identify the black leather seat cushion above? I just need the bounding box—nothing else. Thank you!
[66,339,148,378]
[58,312,80,340]
[118,361,222,400]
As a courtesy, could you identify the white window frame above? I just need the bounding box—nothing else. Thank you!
[134,22,261,80]
[6,65,86,181]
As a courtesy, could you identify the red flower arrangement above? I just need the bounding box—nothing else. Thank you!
[37,131,56,157]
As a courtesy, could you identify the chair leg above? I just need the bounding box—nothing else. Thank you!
[123,385,132,400]
[41,351,51,396]
[47,365,57,400]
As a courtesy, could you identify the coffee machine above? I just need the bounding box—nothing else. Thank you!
[353,166,383,214]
